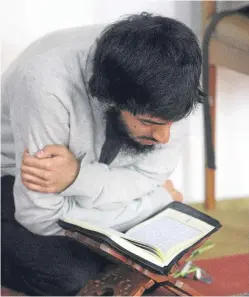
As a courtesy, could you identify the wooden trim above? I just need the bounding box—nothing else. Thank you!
[205,168,215,210]
[201,1,217,32]
[205,65,216,210]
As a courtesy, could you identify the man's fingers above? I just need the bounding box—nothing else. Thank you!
[178,193,183,202]
[41,145,69,157]
[22,154,55,170]
[22,173,50,187]
[164,180,174,191]
[173,191,183,202]
[22,180,55,194]
[35,149,52,159]
[21,165,50,181]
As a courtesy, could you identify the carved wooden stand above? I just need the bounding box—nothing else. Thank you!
[65,231,204,296]
[78,264,154,296]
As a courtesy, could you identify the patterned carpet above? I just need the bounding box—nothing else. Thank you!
[149,253,249,296]
[186,253,249,295]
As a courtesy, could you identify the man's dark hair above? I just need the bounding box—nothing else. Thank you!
[89,12,203,122]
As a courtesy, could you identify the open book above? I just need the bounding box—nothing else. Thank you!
[58,202,221,274]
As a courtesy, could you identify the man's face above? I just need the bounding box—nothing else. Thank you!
[120,110,173,146]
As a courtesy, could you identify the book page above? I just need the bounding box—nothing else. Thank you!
[63,206,217,269]
[125,207,215,265]
[126,215,201,255]
[62,217,166,267]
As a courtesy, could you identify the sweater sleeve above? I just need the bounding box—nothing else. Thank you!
[60,130,185,208]
[8,66,71,235]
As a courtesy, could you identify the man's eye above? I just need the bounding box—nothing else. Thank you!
[140,120,152,126]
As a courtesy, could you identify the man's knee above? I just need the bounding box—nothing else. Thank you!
[51,261,103,295]
[53,270,84,295]
[2,224,108,295]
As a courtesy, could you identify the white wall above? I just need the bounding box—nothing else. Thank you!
[2,0,249,203]
[173,67,249,203]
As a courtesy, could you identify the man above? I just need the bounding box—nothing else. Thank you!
[1,13,203,295]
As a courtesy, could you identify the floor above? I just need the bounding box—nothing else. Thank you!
[190,198,249,259]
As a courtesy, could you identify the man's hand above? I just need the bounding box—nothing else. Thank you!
[163,180,183,202]
[21,145,80,193]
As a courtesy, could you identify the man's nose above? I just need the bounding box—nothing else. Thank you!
[152,124,171,144]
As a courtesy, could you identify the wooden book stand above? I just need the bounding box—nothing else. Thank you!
[65,230,205,296]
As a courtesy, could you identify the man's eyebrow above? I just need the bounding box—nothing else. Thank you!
[139,118,168,125]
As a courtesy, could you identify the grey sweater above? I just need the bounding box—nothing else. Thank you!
[1,26,188,235]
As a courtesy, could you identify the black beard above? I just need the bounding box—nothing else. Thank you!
[105,108,155,156]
